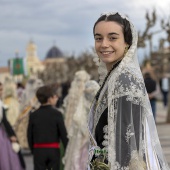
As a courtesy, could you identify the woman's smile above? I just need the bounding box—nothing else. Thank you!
[100,51,115,58]
[100,51,114,55]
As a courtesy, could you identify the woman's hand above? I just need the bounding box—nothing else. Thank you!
[10,136,17,143]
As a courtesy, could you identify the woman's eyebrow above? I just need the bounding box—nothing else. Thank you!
[94,33,102,37]
[108,32,119,35]
[94,32,119,37]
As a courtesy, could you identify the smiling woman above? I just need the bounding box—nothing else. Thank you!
[87,12,170,170]
[94,21,128,71]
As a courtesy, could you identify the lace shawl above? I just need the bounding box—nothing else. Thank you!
[88,13,170,170]
[64,80,99,170]
[64,70,90,131]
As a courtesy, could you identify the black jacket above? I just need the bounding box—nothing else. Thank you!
[27,105,68,152]
[144,77,156,100]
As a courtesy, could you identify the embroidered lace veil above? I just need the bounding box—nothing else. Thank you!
[88,12,170,170]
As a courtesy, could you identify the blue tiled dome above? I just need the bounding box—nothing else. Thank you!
[46,46,64,59]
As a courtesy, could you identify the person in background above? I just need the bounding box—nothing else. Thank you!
[144,72,159,120]
[17,82,25,104]
[63,70,90,130]
[3,78,20,126]
[14,78,43,149]
[0,82,25,170]
[56,81,70,108]
[64,80,100,170]
[27,85,68,170]
[160,74,169,107]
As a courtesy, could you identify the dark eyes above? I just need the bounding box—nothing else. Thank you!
[109,37,117,40]
[94,37,102,41]
[94,37,117,41]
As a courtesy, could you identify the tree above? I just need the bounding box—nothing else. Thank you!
[138,10,157,48]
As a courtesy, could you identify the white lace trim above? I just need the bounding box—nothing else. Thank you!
[102,125,109,147]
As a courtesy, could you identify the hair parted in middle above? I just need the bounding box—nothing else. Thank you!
[93,12,132,48]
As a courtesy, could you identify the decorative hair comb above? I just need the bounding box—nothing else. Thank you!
[100,12,129,21]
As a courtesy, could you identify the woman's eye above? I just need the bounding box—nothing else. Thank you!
[109,37,117,40]
[95,37,102,41]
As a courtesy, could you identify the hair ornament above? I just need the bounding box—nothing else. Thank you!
[100,12,129,21]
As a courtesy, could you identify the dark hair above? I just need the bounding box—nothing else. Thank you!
[36,85,57,104]
[17,82,24,89]
[144,72,151,79]
[93,13,132,47]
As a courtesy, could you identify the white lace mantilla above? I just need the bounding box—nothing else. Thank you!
[88,12,170,170]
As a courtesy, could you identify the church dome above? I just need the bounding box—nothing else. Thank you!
[46,46,64,59]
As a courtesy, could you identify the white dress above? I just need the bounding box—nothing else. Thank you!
[64,80,99,170]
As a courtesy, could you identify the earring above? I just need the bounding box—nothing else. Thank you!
[124,46,129,56]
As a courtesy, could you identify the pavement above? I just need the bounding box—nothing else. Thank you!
[156,101,170,165]
[22,150,33,170]
[23,101,170,169]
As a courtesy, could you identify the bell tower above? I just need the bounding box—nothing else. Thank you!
[26,40,44,75]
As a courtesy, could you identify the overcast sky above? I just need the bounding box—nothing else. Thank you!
[0,0,170,67]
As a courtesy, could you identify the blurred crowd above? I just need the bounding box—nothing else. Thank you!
[0,70,99,170]
[0,67,169,170]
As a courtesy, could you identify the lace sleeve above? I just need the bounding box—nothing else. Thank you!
[114,95,143,167]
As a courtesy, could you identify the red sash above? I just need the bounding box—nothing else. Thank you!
[33,142,60,148]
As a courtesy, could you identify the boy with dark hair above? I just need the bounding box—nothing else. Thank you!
[27,85,68,170]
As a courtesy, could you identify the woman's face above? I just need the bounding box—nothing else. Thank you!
[94,21,128,70]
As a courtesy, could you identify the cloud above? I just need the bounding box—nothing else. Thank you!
[0,0,170,66]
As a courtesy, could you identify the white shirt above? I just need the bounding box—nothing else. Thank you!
[162,78,169,92]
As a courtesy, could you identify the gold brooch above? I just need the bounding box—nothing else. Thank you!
[90,159,110,170]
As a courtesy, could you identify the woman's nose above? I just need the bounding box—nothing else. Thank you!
[101,38,109,47]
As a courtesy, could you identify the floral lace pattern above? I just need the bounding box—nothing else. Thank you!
[125,124,135,143]
[114,162,129,170]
